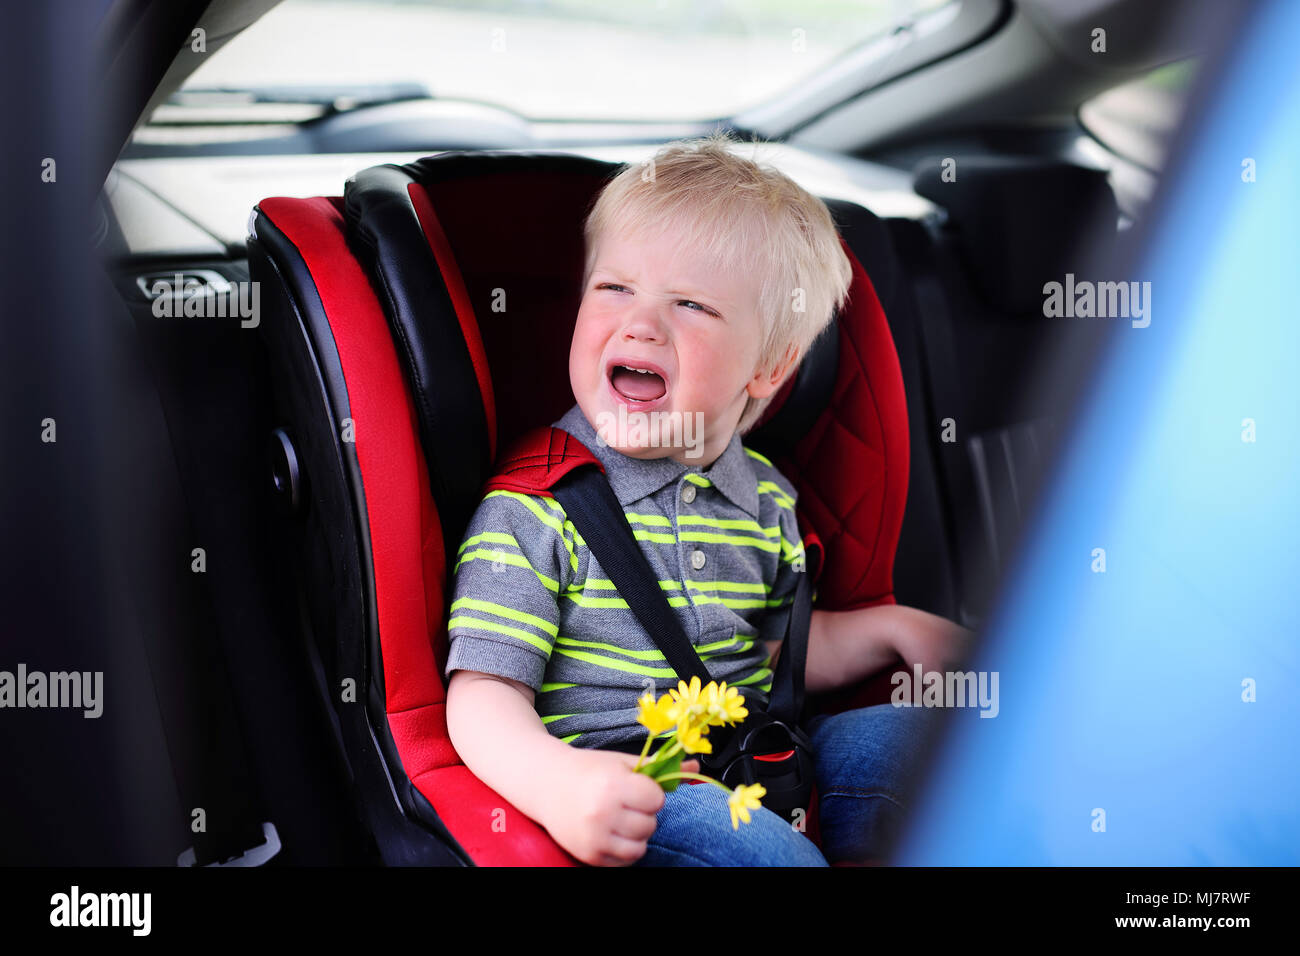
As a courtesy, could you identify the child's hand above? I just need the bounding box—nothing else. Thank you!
[887,605,975,674]
[540,748,698,866]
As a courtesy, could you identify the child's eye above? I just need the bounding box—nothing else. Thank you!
[596,283,716,316]
[679,300,719,317]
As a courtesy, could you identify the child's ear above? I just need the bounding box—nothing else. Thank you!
[745,343,800,400]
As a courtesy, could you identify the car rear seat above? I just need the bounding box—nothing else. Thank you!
[248,148,946,864]
[894,156,1121,624]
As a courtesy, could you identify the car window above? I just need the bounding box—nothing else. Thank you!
[1080,59,1198,170]
[165,0,959,125]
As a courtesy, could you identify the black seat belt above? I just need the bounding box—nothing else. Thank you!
[551,464,812,729]
[765,556,812,728]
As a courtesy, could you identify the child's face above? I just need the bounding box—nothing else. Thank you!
[569,221,791,465]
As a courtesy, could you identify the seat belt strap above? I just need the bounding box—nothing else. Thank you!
[551,462,810,724]
[766,568,812,726]
[552,466,711,686]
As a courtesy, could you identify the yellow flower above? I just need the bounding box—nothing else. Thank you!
[667,676,708,731]
[636,692,676,736]
[728,783,767,830]
[703,682,748,727]
[678,721,713,755]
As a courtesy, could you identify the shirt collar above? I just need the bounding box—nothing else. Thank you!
[554,404,760,518]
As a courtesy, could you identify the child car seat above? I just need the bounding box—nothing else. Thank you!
[248,149,912,866]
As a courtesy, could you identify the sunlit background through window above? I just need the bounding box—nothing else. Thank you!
[168,0,957,124]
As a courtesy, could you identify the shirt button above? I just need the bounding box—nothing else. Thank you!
[681,484,697,504]
[690,549,706,570]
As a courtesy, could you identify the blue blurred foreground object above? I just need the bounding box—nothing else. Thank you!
[899,0,1300,865]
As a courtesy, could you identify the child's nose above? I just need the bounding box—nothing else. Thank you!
[620,307,667,343]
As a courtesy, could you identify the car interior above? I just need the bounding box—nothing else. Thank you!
[88,0,1212,865]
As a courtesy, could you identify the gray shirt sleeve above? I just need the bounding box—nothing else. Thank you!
[444,491,576,691]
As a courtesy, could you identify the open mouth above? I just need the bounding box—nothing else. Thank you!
[608,362,668,404]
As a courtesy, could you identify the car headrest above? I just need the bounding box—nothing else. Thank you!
[912,157,1119,314]
[746,313,839,458]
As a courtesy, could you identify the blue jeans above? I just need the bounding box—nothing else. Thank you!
[633,703,936,866]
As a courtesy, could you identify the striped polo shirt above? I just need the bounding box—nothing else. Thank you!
[443,403,807,751]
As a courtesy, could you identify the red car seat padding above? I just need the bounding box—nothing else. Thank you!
[256,194,576,865]
[767,240,909,611]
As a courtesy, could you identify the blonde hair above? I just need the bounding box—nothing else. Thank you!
[580,130,853,434]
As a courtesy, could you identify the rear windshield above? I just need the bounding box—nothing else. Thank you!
[1080,59,1198,170]
[167,0,961,123]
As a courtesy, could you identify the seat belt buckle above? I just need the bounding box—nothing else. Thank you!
[177,821,282,867]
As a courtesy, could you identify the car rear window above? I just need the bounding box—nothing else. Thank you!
[1080,59,1198,170]
[169,0,961,123]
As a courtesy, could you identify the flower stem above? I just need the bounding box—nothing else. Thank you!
[655,740,684,763]
[653,770,729,793]
[632,734,654,772]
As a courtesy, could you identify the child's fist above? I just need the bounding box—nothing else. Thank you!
[541,748,698,866]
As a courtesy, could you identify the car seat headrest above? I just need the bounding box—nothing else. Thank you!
[344,161,499,543]
[746,313,839,459]
[343,152,629,550]
[912,157,1119,314]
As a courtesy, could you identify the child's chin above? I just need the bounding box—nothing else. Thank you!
[613,440,675,460]
[594,425,672,458]
[591,398,674,445]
